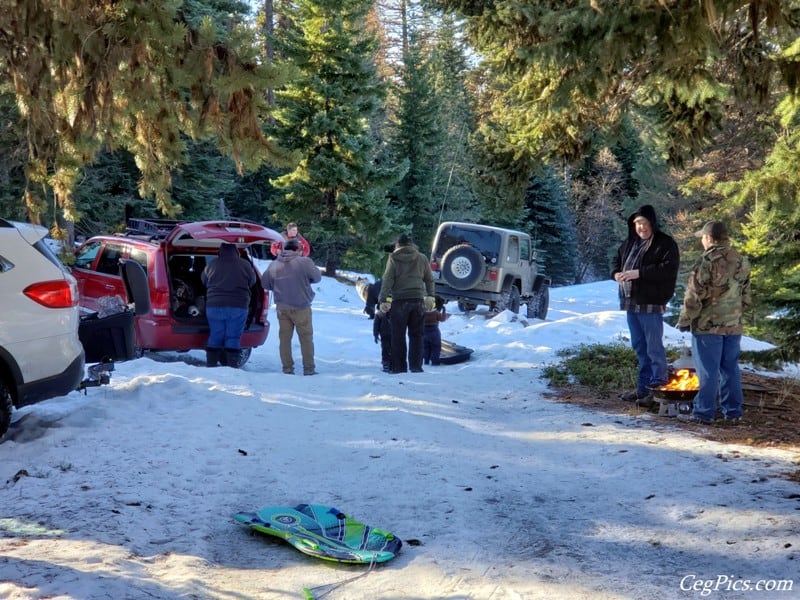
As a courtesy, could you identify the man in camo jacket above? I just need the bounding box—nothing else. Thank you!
[676,221,751,424]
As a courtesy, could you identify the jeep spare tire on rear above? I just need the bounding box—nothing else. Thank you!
[431,221,550,319]
[441,245,486,290]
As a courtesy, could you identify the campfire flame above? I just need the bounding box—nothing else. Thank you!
[661,369,699,391]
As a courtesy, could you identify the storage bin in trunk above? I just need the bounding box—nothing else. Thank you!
[79,311,136,363]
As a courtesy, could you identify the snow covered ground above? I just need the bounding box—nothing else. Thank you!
[1,273,798,600]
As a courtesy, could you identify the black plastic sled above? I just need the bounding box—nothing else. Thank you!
[439,340,474,365]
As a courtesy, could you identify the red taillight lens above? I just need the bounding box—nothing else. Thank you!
[23,280,76,308]
[430,260,439,272]
[487,269,498,281]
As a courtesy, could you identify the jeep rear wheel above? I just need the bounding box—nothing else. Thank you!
[440,245,486,290]
[526,285,550,320]
[499,285,521,313]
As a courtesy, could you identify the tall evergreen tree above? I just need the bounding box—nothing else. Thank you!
[0,89,27,221]
[521,167,577,286]
[388,33,443,246]
[270,0,406,275]
[720,119,800,360]
[429,13,479,223]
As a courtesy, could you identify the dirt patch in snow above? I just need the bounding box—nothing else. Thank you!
[545,370,800,455]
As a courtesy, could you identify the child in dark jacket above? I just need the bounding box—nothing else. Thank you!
[373,302,392,372]
[423,296,448,366]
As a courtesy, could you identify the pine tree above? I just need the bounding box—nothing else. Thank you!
[388,33,443,247]
[0,0,293,233]
[428,13,480,222]
[427,1,799,167]
[521,167,577,286]
[0,89,27,221]
[722,125,800,360]
[270,0,406,275]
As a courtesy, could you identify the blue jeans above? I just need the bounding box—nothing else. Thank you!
[423,325,442,365]
[206,306,248,349]
[627,312,668,394]
[691,334,743,422]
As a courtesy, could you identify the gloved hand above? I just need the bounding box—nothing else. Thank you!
[374,335,379,344]
[424,296,436,311]
[677,324,690,333]
[379,302,391,313]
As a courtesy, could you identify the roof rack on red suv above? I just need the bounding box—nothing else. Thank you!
[125,218,183,240]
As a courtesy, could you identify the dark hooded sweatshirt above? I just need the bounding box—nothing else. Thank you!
[201,243,256,309]
[611,205,680,309]
[379,244,434,302]
[261,249,321,309]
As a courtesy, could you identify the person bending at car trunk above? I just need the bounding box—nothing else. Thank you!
[261,239,322,375]
[611,205,680,407]
[201,243,255,368]
[379,233,435,374]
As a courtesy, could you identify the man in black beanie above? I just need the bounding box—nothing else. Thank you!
[379,233,435,373]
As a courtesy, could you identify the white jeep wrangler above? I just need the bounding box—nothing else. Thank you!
[430,221,550,319]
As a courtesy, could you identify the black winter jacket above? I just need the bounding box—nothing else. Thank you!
[611,205,680,307]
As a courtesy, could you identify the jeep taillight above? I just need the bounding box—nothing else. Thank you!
[23,280,77,308]
[430,259,439,272]
[487,269,498,281]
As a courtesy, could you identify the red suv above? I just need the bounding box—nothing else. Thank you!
[71,219,284,367]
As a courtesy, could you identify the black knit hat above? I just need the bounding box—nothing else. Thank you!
[396,233,412,246]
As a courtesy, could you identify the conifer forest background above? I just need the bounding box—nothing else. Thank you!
[1,0,799,359]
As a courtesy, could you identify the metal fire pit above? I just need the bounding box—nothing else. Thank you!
[651,386,697,402]
[650,366,698,417]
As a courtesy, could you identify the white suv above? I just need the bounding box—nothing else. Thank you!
[0,219,85,437]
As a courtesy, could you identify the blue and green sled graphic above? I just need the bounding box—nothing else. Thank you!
[233,503,402,564]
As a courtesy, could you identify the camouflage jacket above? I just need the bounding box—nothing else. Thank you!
[676,242,751,335]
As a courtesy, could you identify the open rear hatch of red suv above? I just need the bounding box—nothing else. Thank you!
[165,221,284,248]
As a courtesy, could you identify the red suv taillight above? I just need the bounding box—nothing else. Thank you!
[430,260,439,272]
[23,280,77,308]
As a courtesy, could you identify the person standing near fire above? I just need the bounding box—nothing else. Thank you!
[676,221,751,425]
[612,205,680,408]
